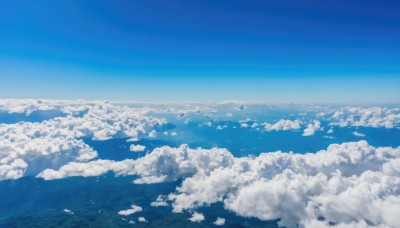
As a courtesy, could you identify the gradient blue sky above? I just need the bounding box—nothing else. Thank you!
[0,0,399,103]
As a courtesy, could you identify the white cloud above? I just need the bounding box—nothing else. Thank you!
[353,131,365,137]
[330,107,400,129]
[0,101,165,180]
[0,159,28,180]
[37,159,136,180]
[37,141,400,227]
[213,217,225,226]
[9,101,397,227]
[131,144,233,184]
[149,130,157,138]
[138,217,147,222]
[0,99,61,115]
[130,144,146,152]
[0,135,97,180]
[263,119,302,131]
[37,144,234,182]
[302,120,322,136]
[151,195,169,207]
[63,209,74,215]
[188,212,205,222]
[167,141,400,227]
[118,204,142,216]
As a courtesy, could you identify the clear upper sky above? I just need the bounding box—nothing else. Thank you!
[0,0,399,103]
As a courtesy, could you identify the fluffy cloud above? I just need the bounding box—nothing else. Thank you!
[0,99,59,115]
[138,217,147,222]
[151,195,169,207]
[118,204,142,216]
[213,217,225,226]
[263,119,302,131]
[0,159,28,180]
[37,144,234,182]
[148,130,157,138]
[37,140,400,227]
[36,159,136,180]
[0,99,101,116]
[167,141,400,227]
[188,212,205,222]
[330,107,400,128]
[0,101,165,180]
[0,135,97,180]
[302,120,322,136]
[129,144,146,152]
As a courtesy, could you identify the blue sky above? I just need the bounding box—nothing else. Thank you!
[0,0,399,103]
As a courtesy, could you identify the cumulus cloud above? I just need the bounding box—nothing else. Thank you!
[330,107,400,128]
[213,217,225,226]
[37,144,234,183]
[188,212,205,222]
[0,101,165,180]
[130,144,146,152]
[138,217,147,222]
[36,159,136,180]
[0,99,58,115]
[302,120,323,136]
[263,119,302,131]
[37,140,400,227]
[0,159,28,180]
[149,130,157,138]
[167,141,400,227]
[151,195,169,207]
[0,135,97,180]
[118,204,142,216]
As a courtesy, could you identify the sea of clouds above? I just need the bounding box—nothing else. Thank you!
[1,100,400,227]
[0,100,165,180]
[36,141,400,227]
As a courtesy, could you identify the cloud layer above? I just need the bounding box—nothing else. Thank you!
[37,141,400,227]
[0,102,165,180]
[302,120,322,136]
[37,144,234,183]
[329,107,400,129]
[2,100,400,227]
[169,141,400,227]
